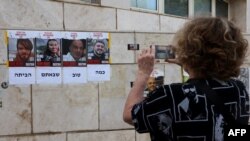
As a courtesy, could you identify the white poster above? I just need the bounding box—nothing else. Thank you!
[63,67,87,84]
[63,32,88,39]
[9,67,35,84]
[38,31,62,39]
[87,64,110,82]
[6,30,111,85]
[87,32,109,39]
[36,67,62,84]
[8,30,39,38]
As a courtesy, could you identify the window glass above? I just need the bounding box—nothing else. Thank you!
[194,0,211,16]
[164,0,188,17]
[131,0,157,11]
[216,0,228,18]
[80,0,100,4]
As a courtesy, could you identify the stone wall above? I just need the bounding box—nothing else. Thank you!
[0,0,249,141]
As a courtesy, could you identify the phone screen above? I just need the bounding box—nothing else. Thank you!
[155,45,175,61]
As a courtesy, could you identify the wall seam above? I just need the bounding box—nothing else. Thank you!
[98,83,100,130]
[116,8,118,30]
[159,15,161,31]
[31,84,33,134]
[63,2,66,30]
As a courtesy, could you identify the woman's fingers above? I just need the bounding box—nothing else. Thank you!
[137,47,155,75]
[140,47,180,66]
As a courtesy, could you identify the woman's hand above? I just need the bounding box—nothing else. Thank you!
[123,46,155,125]
[137,47,155,76]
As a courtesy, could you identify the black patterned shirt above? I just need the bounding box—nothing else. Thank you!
[132,78,250,141]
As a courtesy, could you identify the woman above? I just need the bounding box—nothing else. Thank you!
[123,17,249,141]
[42,39,61,62]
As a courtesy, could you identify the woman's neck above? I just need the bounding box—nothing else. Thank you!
[185,66,206,79]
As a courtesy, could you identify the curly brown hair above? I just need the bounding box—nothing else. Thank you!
[173,17,248,80]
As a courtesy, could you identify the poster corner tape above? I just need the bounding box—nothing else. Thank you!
[4,30,8,46]
[108,33,111,49]
[6,61,9,67]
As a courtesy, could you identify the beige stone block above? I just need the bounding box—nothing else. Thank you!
[160,16,187,33]
[0,134,66,141]
[110,33,136,63]
[247,0,250,33]
[0,0,63,30]
[135,33,174,49]
[0,65,31,135]
[164,64,182,84]
[136,132,151,141]
[32,83,98,132]
[117,10,160,32]
[0,31,7,64]
[230,0,247,32]
[68,130,135,141]
[64,4,116,31]
[99,64,137,129]
[101,0,130,9]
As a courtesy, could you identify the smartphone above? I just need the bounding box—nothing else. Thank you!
[155,45,175,61]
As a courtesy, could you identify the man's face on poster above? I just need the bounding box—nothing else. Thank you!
[17,43,31,61]
[70,40,85,61]
[94,42,105,56]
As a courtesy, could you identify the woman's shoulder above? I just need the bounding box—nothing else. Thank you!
[146,82,186,99]
[228,78,247,89]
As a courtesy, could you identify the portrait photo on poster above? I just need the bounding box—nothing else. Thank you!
[62,39,87,67]
[8,38,35,67]
[155,45,175,63]
[36,38,62,67]
[87,38,109,64]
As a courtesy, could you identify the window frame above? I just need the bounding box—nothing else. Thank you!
[163,0,189,17]
[130,0,228,19]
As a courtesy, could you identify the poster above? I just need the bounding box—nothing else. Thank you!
[36,67,62,84]
[87,33,110,64]
[7,30,111,84]
[63,67,87,84]
[36,38,62,66]
[36,31,62,67]
[7,30,37,84]
[87,64,110,82]
[9,67,35,84]
[62,32,88,67]
[62,39,87,67]
[8,38,35,67]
